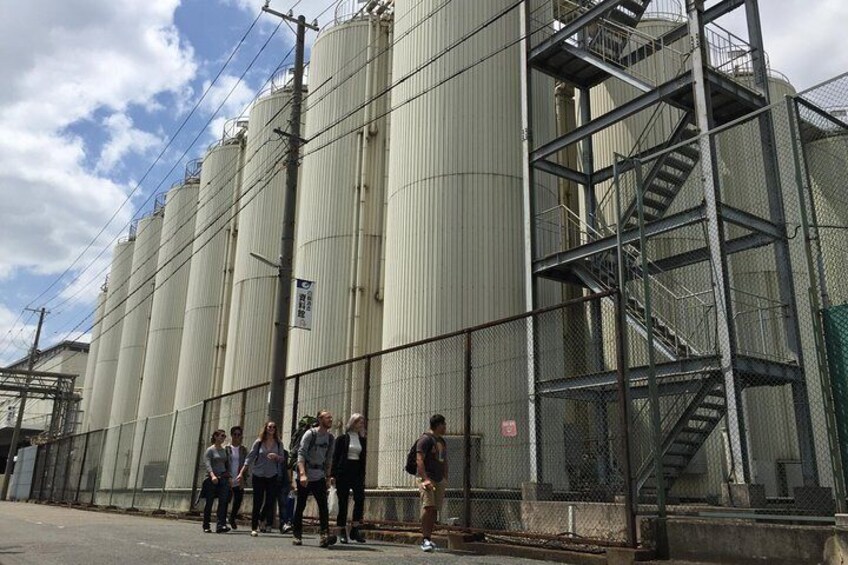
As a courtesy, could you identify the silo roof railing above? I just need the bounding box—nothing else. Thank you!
[326,0,393,31]
[255,65,309,100]
[642,0,684,23]
[184,158,203,183]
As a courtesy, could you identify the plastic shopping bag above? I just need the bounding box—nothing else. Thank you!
[328,485,339,516]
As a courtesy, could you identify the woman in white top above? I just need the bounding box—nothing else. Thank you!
[330,413,367,543]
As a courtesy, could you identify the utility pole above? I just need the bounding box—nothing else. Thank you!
[262,3,318,425]
[1,307,47,500]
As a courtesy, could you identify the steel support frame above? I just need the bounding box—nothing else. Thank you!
[744,0,818,488]
[532,73,693,162]
[687,0,749,484]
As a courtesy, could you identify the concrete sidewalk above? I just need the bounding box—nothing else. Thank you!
[0,501,566,565]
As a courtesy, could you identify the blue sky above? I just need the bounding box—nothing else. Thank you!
[0,0,847,365]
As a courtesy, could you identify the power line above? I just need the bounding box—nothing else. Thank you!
[36,1,548,382]
[22,10,267,314]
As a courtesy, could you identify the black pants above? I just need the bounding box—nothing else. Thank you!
[293,477,328,537]
[336,464,365,527]
[251,475,278,530]
[275,479,292,526]
[229,486,244,524]
[202,479,231,530]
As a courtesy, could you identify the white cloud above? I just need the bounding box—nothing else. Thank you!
[0,0,197,289]
[200,74,257,141]
[711,1,848,90]
[96,113,163,173]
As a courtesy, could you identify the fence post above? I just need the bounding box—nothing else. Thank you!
[190,400,210,510]
[48,440,61,502]
[107,425,124,508]
[240,390,247,429]
[90,431,107,506]
[130,417,149,510]
[363,356,372,422]
[289,376,301,437]
[74,432,91,504]
[614,288,638,549]
[60,438,75,503]
[159,410,179,512]
[463,331,473,528]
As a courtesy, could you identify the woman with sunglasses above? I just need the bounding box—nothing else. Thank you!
[332,414,368,543]
[202,429,232,533]
[238,420,286,537]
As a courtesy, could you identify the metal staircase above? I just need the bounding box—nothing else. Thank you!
[527,0,816,506]
[620,114,701,229]
[638,377,726,498]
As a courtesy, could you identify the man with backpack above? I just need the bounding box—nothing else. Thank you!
[292,409,336,548]
[414,414,447,553]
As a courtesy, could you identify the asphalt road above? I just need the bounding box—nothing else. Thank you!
[0,502,554,565]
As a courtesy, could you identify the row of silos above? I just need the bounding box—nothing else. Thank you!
[83,1,565,493]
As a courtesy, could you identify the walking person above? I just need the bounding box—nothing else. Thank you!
[416,414,447,552]
[226,426,248,530]
[202,429,232,534]
[292,409,336,548]
[332,413,367,543]
[237,421,285,537]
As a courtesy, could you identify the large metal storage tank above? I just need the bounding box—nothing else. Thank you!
[108,213,163,427]
[135,181,199,419]
[222,86,298,396]
[80,291,107,432]
[378,0,557,488]
[175,134,243,410]
[287,15,390,427]
[86,238,136,431]
[128,180,199,490]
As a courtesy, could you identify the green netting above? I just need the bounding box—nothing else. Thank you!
[824,303,848,491]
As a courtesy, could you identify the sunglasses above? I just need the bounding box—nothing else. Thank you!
[232,432,242,436]
[267,425,277,428]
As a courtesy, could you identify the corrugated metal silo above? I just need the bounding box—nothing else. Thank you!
[175,134,244,410]
[222,87,297,395]
[287,15,390,424]
[378,0,556,487]
[86,238,136,431]
[108,213,164,427]
[80,291,107,432]
[135,181,199,419]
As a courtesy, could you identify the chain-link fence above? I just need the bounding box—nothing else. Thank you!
[26,291,638,547]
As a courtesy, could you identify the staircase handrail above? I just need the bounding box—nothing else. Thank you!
[538,203,715,355]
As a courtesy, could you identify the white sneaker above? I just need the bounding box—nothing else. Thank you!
[250,530,258,537]
[420,539,436,552]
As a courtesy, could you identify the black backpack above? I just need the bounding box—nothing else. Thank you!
[404,432,432,475]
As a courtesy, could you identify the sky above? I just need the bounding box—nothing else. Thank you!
[0,0,846,366]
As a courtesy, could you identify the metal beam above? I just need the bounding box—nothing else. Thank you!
[557,43,654,92]
[538,355,722,396]
[529,0,628,62]
[648,233,774,273]
[534,205,704,273]
[532,72,693,162]
[720,204,782,238]
[533,159,590,186]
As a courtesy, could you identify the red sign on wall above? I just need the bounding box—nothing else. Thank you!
[501,420,518,438]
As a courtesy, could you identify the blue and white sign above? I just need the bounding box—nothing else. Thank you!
[294,279,314,330]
